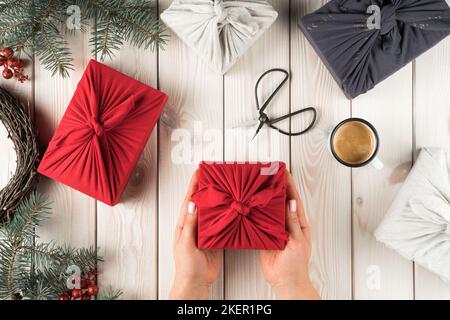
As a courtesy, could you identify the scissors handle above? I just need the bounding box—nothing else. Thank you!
[255,69,289,114]
[268,107,316,125]
[268,107,317,137]
[252,68,318,140]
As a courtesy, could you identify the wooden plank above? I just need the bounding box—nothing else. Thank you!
[290,0,352,300]
[413,34,450,300]
[352,66,414,299]
[34,30,95,249]
[96,41,159,299]
[223,0,290,300]
[158,0,224,299]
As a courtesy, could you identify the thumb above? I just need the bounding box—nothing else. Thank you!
[181,201,198,246]
[285,199,304,241]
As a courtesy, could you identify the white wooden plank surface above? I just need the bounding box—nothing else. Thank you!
[96,41,159,299]
[34,30,95,249]
[290,0,353,300]
[1,0,450,300]
[413,34,450,300]
[223,0,290,300]
[352,67,414,299]
[158,0,224,299]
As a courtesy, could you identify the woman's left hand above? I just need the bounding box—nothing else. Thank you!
[169,171,223,300]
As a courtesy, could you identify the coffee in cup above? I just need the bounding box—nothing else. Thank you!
[329,118,383,169]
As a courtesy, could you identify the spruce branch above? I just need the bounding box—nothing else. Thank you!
[98,287,123,300]
[0,0,73,76]
[0,192,119,300]
[71,0,166,61]
[0,192,49,299]
[0,0,166,77]
[35,25,74,77]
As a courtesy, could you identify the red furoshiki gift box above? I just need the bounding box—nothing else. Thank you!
[192,162,289,250]
[38,60,168,206]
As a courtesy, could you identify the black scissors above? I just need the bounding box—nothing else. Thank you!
[242,68,317,141]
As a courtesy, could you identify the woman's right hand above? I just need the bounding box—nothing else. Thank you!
[259,172,320,300]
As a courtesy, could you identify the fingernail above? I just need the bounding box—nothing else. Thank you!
[188,201,196,215]
[289,200,297,213]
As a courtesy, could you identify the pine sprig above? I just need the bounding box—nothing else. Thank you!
[35,25,74,77]
[93,13,124,61]
[73,0,167,61]
[98,287,124,300]
[0,192,49,299]
[0,0,166,77]
[0,192,119,300]
[3,193,50,246]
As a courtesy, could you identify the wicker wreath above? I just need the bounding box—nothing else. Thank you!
[0,86,39,225]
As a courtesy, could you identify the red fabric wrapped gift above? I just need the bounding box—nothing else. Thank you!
[38,60,168,206]
[192,162,288,250]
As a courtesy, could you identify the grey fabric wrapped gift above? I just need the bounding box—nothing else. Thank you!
[299,0,450,99]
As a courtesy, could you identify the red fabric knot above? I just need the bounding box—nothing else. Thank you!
[231,201,251,216]
[89,116,104,137]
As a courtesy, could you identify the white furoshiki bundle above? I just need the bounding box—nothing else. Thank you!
[375,148,450,282]
[160,0,278,74]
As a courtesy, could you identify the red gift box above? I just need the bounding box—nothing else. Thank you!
[192,162,288,250]
[38,60,168,206]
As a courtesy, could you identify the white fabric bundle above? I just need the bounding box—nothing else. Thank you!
[160,0,278,74]
[375,148,450,282]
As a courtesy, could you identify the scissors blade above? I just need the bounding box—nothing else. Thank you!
[251,121,265,142]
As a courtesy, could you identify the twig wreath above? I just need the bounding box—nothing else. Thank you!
[0,86,39,225]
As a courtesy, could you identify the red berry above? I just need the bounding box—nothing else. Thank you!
[58,294,70,300]
[1,47,14,58]
[81,277,91,289]
[0,56,6,67]
[18,75,29,83]
[89,270,99,278]
[2,68,13,79]
[87,285,99,296]
[7,58,17,68]
[81,293,92,300]
[71,288,83,299]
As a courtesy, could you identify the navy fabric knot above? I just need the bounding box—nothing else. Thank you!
[231,201,251,216]
[379,4,401,53]
[380,4,397,36]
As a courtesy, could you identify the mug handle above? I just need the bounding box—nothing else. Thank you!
[370,156,384,170]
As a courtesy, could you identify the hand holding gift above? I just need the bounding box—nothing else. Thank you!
[169,171,223,300]
[259,172,320,300]
[169,166,320,300]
